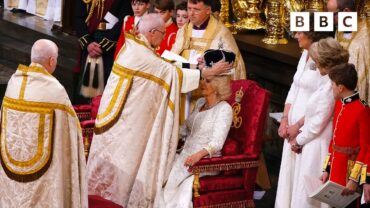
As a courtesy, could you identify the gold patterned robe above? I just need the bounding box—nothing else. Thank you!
[0,63,87,208]
[171,15,246,80]
[337,20,370,103]
[87,34,200,207]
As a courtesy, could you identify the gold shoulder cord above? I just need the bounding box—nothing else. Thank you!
[85,0,105,24]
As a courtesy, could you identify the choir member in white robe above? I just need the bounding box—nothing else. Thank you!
[160,75,233,208]
[86,14,232,208]
[0,39,87,208]
[275,28,332,208]
[289,37,349,208]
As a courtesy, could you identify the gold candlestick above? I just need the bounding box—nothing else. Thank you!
[262,0,288,44]
[220,0,232,27]
[306,0,325,11]
[235,0,266,30]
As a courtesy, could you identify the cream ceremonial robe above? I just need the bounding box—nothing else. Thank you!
[337,20,370,103]
[87,33,200,207]
[0,64,87,208]
[290,75,334,208]
[171,15,246,80]
[275,50,322,208]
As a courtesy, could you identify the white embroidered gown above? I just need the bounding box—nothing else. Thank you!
[290,75,334,208]
[161,98,232,208]
[275,50,322,208]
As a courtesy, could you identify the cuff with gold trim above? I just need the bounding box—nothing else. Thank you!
[78,34,92,49]
[99,37,116,52]
[359,165,369,185]
[349,161,363,182]
[322,154,331,173]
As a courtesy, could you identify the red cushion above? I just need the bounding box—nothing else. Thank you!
[88,195,122,208]
[91,95,102,119]
[199,175,244,192]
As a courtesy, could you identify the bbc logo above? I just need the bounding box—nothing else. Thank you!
[290,12,358,32]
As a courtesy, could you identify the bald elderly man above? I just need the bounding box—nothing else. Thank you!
[0,39,87,208]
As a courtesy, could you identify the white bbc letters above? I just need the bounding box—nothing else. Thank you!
[314,12,333,31]
[290,12,309,32]
[338,12,357,31]
[290,12,358,32]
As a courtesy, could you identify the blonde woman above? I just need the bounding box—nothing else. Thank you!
[160,75,233,208]
[289,37,349,207]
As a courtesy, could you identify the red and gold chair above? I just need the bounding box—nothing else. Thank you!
[73,95,102,159]
[190,80,271,208]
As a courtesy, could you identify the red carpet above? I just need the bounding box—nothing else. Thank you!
[88,195,122,208]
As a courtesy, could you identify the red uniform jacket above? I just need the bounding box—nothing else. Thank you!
[323,93,370,186]
[114,15,136,59]
[156,19,178,55]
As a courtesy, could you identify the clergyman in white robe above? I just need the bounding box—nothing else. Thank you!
[87,32,201,207]
[0,63,87,208]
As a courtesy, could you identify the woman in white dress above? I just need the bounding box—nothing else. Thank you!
[162,75,233,208]
[275,15,333,207]
[289,37,349,207]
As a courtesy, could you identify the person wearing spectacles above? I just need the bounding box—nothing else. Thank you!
[87,13,232,208]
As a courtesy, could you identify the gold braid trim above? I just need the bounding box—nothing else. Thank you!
[349,161,363,182]
[360,165,367,185]
[3,96,77,118]
[322,154,331,172]
[197,200,255,208]
[192,160,259,173]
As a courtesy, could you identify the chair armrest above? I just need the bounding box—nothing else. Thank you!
[190,155,259,174]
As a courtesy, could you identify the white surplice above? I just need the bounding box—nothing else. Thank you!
[159,98,233,208]
[275,50,322,208]
[290,75,334,208]
[0,63,87,208]
[87,33,200,208]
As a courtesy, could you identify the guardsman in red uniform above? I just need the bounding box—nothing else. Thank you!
[153,0,178,55]
[74,0,132,103]
[321,63,370,206]
[114,0,150,58]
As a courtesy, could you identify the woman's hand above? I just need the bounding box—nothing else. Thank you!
[184,152,204,167]
[289,138,302,154]
[287,123,301,141]
[278,118,289,138]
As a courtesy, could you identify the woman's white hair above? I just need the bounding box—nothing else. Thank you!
[30,39,58,64]
[137,13,165,34]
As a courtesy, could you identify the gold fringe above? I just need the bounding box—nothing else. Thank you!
[192,160,259,173]
[197,200,255,208]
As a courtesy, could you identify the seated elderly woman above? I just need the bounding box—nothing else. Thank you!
[161,73,233,207]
